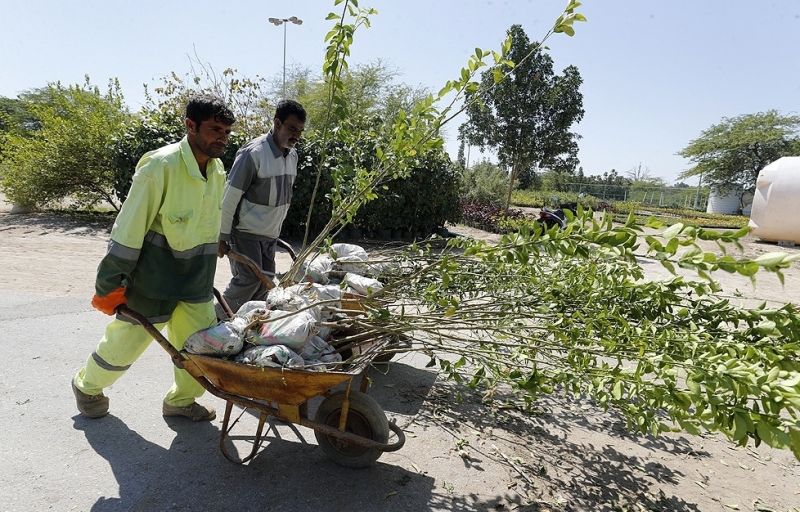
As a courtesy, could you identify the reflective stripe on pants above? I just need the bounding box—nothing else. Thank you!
[73,300,215,407]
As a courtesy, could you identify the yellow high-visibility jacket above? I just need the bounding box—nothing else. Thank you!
[95,137,225,307]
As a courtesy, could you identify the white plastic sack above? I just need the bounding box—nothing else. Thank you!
[365,259,402,277]
[266,286,305,312]
[330,243,368,261]
[285,283,343,320]
[298,255,333,284]
[246,309,318,351]
[184,317,248,356]
[342,273,383,295]
[317,325,333,340]
[236,301,268,322]
[288,283,343,304]
[235,345,304,368]
[330,243,370,273]
[304,342,343,370]
[298,335,330,361]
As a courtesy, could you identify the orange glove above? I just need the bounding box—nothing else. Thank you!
[91,287,127,315]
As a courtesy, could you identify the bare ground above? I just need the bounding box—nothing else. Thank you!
[1,196,800,511]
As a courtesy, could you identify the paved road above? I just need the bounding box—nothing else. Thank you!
[0,277,511,512]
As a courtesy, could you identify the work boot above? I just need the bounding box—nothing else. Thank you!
[72,379,109,418]
[162,402,216,421]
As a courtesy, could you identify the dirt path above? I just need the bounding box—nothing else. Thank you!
[2,196,799,511]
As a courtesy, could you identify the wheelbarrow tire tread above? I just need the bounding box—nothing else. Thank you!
[314,390,389,468]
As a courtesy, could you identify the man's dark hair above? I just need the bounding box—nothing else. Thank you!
[275,99,306,123]
[185,94,236,127]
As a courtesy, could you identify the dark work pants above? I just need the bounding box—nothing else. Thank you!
[218,231,277,316]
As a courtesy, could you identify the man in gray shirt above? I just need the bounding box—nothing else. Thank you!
[216,100,306,316]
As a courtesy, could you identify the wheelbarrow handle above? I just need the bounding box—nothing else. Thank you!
[277,238,298,261]
[225,250,277,290]
[116,305,186,368]
[221,238,297,292]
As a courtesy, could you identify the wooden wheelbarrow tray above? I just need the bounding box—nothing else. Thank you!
[117,299,406,468]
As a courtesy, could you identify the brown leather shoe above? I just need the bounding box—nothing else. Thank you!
[162,402,216,421]
[72,379,109,418]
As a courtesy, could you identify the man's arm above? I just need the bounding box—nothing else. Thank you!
[219,147,257,247]
[93,159,162,312]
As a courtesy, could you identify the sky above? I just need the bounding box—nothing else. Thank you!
[2,1,799,185]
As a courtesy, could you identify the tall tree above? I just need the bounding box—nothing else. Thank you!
[296,60,430,135]
[458,24,584,212]
[678,110,800,194]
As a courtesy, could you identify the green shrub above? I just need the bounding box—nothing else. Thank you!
[111,67,272,204]
[0,79,129,210]
[610,202,748,229]
[110,110,248,204]
[460,160,509,205]
[511,189,601,210]
[283,130,461,238]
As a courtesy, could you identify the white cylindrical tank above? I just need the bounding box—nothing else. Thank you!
[748,156,800,243]
[706,185,742,214]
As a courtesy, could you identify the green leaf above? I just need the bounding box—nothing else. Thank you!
[492,69,503,83]
[612,380,623,400]
[686,377,701,397]
[662,222,684,239]
[756,421,791,449]
[736,262,760,277]
[790,429,800,461]
[645,217,664,229]
[753,252,789,267]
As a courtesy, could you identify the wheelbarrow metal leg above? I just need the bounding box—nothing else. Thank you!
[337,380,354,434]
[219,401,269,464]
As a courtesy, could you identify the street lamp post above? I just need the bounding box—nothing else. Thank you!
[268,16,303,99]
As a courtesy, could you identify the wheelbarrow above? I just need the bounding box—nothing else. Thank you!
[118,300,406,467]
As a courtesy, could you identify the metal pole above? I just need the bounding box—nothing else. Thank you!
[693,174,702,210]
[282,23,287,99]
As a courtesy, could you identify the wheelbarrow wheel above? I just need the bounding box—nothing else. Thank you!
[314,390,389,468]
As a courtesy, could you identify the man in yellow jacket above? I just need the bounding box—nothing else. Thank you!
[72,94,235,421]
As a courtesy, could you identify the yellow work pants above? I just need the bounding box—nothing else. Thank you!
[74,300,214,407]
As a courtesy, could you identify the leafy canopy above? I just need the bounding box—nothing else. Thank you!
[678,110,800,194]
[366,211,800,461]
[0,77,129,210]
[459,24,585,212]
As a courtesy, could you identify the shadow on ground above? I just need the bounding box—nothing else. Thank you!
[72,361,443,512]
[0,210,115,238]
[413,382,704,512]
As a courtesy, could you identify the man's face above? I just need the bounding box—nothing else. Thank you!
[188,117,232,159]
[273,114,305,151]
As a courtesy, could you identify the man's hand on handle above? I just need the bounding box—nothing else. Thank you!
[218,240,230,258]
[91,287,127,315]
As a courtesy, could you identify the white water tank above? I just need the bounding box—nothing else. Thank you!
[748,157,800,243]
[706,185,742,214]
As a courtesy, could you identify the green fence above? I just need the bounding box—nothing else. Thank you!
[562,183,708,210]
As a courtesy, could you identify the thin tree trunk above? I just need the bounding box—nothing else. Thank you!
[504,164,519,215]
